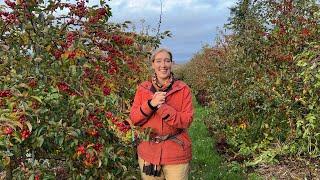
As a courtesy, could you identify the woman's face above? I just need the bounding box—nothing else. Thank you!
[152,51,172,82]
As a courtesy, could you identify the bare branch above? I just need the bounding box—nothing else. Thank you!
[156,0,163,39]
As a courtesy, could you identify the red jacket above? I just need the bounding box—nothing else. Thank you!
[130,80,194,165]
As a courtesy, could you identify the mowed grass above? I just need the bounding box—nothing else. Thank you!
[189,102,246,180]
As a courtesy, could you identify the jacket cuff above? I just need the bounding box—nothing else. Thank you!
[140,100,156,117]
[148,99,158,111]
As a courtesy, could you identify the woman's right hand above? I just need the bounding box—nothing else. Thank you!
[150,92,166,107]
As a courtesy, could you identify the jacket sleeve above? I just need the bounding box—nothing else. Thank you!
[156,86,194,129]
[129,86,156,126]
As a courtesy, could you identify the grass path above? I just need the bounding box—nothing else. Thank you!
[189,103,246,180]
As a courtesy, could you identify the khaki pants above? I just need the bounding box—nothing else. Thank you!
[138,157,190,180]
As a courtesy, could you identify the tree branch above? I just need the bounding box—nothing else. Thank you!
[156,0,163,39]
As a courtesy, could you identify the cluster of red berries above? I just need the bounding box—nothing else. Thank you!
[86,128,99,137]
[105,112,130,132]
[19,114,27,123]
[57,82,80,96]
[76,143,103,167]
[98,47,121,75]
[57,82,70,92]
[83,152,96,167]
[53,50,63,59]
[87,113,104,128]
[124,57,140,72]
[18,114,32,140]
[102,86,111,96]
[21,129,31,140]
[69,1,88,18]
[111,118,130,133]
[88,8,107,24]
[66,32,75,48]
[94,73,105,86]
[124,37,134,46]
[112,35,134,46]
[4,127,13,135]
[0,90,12,97]
[105,111,113,119]
[76,144,86,156]
[4,0,15,8]
[0,11,8,17]
[28,79,37,88]
[301,28,311,37]
[67,51,76,59]
[35,174,40,180]
[0,11,17,24]
[82,66,113,96]
[106,58,119,75]
[2,113,32,140]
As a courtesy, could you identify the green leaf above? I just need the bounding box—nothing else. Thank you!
[70,65,77,76]
[35,126,46,136]
[68,130,79,138]
[13,136,22,144]
[29,174,35,180]
[57,136,64,146]
[31,96,43,104]
[34,136,44,148]
[100,0,106,6]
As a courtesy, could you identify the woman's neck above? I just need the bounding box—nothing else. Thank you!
[157,78,168,85]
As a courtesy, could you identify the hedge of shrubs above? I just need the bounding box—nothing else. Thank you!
[180,0,320,166]
[0,0,169,179]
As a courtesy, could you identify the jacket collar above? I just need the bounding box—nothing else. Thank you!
[140,80,185,96]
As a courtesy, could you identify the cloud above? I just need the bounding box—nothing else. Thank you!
[109,0,161,12]
[106,0,237,62]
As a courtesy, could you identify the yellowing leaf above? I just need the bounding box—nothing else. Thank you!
[86,143,95,148]
[75,49,86,58]
[98,159,102,168]
[0,117,23,129]
[46,45,52,52]
[25,121,32,132]
[3,156,10,166]
[61,51,70,59]
[18,83,29,89]
[21,34,29,45]
[31,96,43,103]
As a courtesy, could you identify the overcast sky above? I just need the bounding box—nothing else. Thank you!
[0,0,237,63]
[107,0,237,63]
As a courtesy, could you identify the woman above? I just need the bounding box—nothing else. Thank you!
[130,48,194,180]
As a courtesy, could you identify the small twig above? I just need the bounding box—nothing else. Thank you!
[156,0,163,39]
[29,13,38,35]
